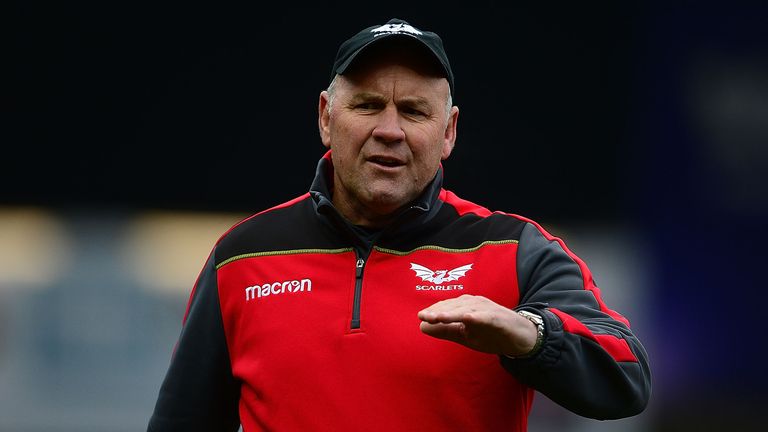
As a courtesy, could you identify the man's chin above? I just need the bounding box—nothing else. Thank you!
[362,191,413,219]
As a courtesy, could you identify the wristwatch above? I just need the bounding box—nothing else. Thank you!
[507,310,545,359]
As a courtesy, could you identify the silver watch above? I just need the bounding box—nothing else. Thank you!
[508,310,545,359]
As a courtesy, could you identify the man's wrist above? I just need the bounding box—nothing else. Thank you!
[505,310,545,359]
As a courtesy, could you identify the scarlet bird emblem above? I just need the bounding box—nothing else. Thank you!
[410,263,473,284]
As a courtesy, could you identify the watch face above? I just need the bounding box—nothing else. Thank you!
[519,310,543,325]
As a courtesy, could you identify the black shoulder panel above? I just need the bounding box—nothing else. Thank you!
[380,206,527,251]
[213,197,347,267]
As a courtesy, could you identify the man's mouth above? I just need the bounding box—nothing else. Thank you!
[368,156,404,167]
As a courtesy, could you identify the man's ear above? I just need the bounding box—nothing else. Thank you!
[318,91,332,149]
[441,106,459,160]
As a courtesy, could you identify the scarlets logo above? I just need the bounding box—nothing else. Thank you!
[371,22,423,37]
[410,263,472,291]
[410,263,473,283]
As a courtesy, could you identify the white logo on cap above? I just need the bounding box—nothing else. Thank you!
[370,23,423,37]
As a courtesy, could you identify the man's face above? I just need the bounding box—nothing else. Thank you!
[318,48,458,227]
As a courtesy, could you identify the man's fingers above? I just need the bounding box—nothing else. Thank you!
[419,321,467,341]
[418,309,464,323]
[417,294,487,322]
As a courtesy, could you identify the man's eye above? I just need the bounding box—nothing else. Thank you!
[402,107,427,117]
[355,103,380,110]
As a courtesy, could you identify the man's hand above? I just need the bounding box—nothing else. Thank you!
[417,294,538,357]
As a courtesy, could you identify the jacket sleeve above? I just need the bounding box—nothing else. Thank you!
[147,251,241,431]
[500,221,652,420]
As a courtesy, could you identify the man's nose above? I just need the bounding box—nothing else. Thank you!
[372,105,406,143]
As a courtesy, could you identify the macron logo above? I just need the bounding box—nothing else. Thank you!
[371,23,423,38]
[410,263,472,284]
[245,278,312,301]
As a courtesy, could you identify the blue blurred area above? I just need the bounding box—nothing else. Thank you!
[627,3,768,430]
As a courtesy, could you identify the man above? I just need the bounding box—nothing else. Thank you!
[147,18,651,431]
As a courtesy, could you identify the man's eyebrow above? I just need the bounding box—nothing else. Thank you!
[348,92,386,103]
[403,96,431,105]
[398,96,432,110]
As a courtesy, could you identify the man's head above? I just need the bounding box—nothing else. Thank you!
[318,18,459,227]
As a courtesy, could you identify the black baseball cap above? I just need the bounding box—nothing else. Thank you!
[331,18,454,96]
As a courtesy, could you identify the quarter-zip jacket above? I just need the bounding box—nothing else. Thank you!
[147,151,651,431]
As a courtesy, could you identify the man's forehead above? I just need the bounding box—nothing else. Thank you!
[337,68,450,100]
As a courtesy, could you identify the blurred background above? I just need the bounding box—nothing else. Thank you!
[3,1,767,431]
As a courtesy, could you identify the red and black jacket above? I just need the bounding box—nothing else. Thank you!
[148,151,651,431]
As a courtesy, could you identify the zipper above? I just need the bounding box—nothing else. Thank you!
[350,256,365,329]
[345,205,423,330]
